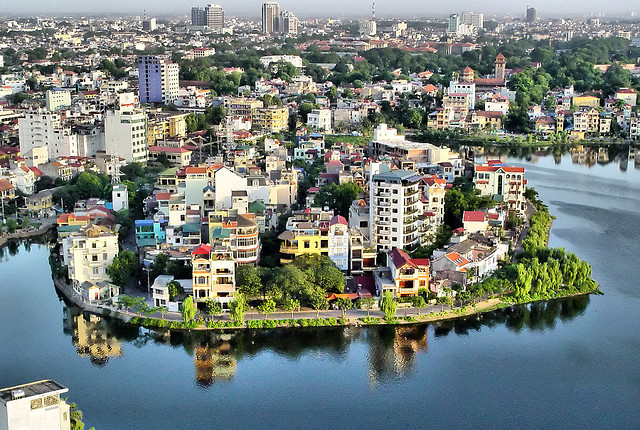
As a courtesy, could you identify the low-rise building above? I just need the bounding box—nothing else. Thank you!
[62,224,119,286]
[373,248,430,297]
[0,380,71,430]
[191,244,236,306]
[473,164,526,215]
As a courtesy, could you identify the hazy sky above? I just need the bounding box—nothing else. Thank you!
[4,0,640,18]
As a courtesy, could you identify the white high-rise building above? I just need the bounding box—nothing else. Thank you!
[369,164,422,252]
[461,11,484,29]
[447,14,460,34]
[105,108,148,164]
[280,10,298,35]
[262,2,280,34]
[45,89,71,112]
[137,55,179,105]
[205,4,224,30]
[359,19,377,36]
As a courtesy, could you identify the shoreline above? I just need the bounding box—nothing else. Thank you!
[52,276,597,331]
[0,223,56,248]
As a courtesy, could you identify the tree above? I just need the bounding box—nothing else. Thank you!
[69,402,93,430]
[167,280,184,301]
[5,218,17,234]
[412,296,427,315]
[106,250,138,287]
[359,296,376,316]
[308,289,329,317]
[229,293,247,323]
[205,299,222,317]
[157,306,168,319]
[335,297,354,317]
[181,296,197,322]
[379,291,398,321]
[282,298,300,319]
[258,299,276,320]
[313,182,361,217]
[235,264,262,297]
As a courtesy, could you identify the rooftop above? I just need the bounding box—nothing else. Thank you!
[0,380,68,402]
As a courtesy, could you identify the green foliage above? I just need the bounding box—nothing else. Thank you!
[313,182,361,217]
[204,299,222,316]
[235,264,262,296]
[258,299,276,319]
[106,250,138,287]
[5,218,17,234]
[167,280,184,301]
[412,296,427,314]
[229,293,248,323]
[181,296,197,322]
[379,291,398,321]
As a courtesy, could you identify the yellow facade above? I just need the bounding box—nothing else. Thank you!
[572,95,600,108]
[254,107,289,133]
[279,231,329,264]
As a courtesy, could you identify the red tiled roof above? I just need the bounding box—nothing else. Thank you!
[389,248,415,269]
[192,244,211,255]
[463,211,486,222]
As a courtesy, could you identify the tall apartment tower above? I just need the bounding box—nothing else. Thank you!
[280,10,298,35]
[461,11,484,29]
[262,2,280,34]
[138,55,179,105]
[191,7,206,25]
[447,14,460,34]
[526,7,537,22]
[495,53,506,81]
[369,165,422,252]
[205,4,224,30]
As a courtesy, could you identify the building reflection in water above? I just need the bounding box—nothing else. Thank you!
[63,307,123,366]
[194,335,237,386]
[367,325,428,384]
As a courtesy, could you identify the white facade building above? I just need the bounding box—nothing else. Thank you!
[105,108,148,164]
[369,165,422,252]
[0,380,71,430]
[307,109,332,132]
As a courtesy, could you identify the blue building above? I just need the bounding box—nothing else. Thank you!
[138,55,179,105]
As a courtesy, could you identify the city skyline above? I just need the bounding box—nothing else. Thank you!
[3,0,640,19]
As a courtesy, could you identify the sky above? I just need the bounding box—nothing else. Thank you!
[2,0,640,19]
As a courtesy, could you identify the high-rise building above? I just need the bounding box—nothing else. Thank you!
[526,6,537,22]
[262,2,280,34]
[280,10,298,35]
[191,6,206,26]
[142,17,157,31]
[205,4,224,30]
[369,164,422,252]
[105,108,148,164]
[447,14,460,34]
[137,55,179,105]
[359,19,377,36]
[461,11,484,29]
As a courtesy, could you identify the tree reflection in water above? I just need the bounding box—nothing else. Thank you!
[60,295,590,383]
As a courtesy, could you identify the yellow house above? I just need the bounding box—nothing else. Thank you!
[147,112,188,146]
[278,228,328,264]
[572,95,600,108]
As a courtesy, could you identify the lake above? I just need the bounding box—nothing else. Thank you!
[1,148,639,429]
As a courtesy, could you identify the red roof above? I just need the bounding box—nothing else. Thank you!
[476,165,524,173]
[192,244,211,255]
[330,215,348,226]
[463,211,486,222]
[409,258,430,267]
[156,192,171,201]
[149,146,191,154]
[389,248,415,269]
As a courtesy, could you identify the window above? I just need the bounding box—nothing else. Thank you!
[93,267,99,275]
[304,241,310,249]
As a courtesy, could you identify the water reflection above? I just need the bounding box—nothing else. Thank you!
[60,295,591,384]
[62,307,123,366]
[367,325,428,383]
[470,143,640,172]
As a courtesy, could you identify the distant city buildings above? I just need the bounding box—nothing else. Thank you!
[191,4,224,30]
[280,10,299,35]
[526,6,538,22]
[142,17,157,31]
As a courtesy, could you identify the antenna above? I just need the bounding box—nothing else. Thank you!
[372,2,376,20]
[111,156,122,185]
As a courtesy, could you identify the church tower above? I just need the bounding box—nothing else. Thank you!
[495,53,506,81]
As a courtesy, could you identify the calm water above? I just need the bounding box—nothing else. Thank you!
[2,151,640,429]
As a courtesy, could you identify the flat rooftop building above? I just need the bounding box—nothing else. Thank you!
[0,380,71,430]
